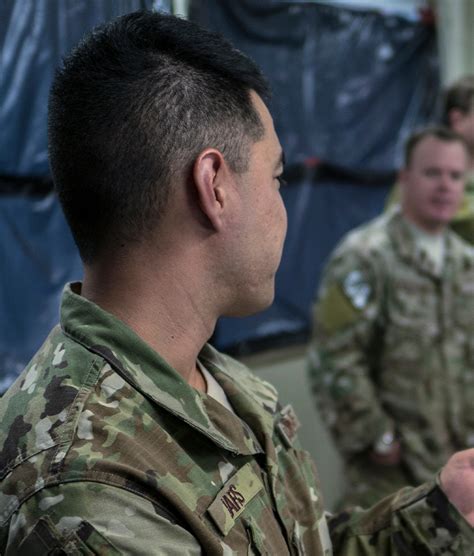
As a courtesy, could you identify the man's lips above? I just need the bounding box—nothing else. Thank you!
[431,197,455,208]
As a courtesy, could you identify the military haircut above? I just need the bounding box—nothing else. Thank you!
[442,74,474,125]
[403,126,470,167]
[48,10,270,263]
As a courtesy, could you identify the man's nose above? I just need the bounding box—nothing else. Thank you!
[438,172,453,190]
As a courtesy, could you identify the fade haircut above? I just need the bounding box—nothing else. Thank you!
[404,126,469,167]
[442,75,474,125]
[48,11,270,263]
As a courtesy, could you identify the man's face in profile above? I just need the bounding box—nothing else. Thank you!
[223,92,288,317]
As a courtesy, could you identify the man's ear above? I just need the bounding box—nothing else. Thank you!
[192,149,230,232]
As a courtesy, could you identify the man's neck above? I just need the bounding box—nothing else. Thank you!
[81,256,215,391]
[401,209,447,237]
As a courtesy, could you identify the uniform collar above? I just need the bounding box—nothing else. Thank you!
[199,345,278,447]
[60,283,265,456]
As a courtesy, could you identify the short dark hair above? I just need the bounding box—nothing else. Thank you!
[442,75,474,125]
[49,11,270,263]
[404,126,469,167]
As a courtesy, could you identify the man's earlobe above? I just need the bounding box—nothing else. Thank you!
[193,149,227,232]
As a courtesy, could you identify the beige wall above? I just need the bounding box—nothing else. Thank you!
[239,344,346,511]
[435,0,474,86]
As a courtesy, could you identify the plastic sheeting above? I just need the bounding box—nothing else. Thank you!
[192,1,439,173]
[309,0,429,20]
[0,194,82,390]
[0,0,167,177]
[191,0,439,353]
[0,0,169,389]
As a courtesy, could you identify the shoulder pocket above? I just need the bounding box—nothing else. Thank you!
[16,517,122,555]
[17,516,66,555]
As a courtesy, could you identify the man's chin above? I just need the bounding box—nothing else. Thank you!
[429,204,459,222]
[223,291,275,318]
[419,209,456,231]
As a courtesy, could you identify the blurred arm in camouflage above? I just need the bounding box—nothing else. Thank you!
[308,247,395,458]
[328,450,474,553]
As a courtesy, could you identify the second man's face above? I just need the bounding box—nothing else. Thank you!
[400,136,468,233]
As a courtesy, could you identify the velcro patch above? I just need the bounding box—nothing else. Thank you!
[318,284,359,333]
[207,463,263,535]
[318,269,371,334]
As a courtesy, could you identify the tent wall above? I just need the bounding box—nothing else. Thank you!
[435,0,474,85]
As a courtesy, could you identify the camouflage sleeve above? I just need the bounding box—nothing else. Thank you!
[328,478,474,554]
[384,182,401,212]
[308,248,394,455]
[451,175,474,244]
[5,482,201,555]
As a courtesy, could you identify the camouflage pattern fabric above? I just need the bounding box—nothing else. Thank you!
[385,173,474,244]
[451,174,474,244]
[1,283,473,554]
[309,207,474,510]
[336,454,413,510]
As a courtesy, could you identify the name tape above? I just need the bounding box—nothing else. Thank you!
[207,462,264,535]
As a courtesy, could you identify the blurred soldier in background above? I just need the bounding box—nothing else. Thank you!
[309,127,474,509]
[386,75,474,244]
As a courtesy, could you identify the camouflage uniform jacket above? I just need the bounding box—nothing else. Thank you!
[1,284,473,554]
[309,207,474,484]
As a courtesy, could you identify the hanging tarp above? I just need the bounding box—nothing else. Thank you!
[0,0,169,178]
[306,0,429,19]
[0,194,82,390]
[0,0,168,390]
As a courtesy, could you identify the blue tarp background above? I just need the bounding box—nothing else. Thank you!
[0,0,439,387]
[0,0,169,388]
[0,194,82,390]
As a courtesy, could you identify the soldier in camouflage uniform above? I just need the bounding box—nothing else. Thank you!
[1,12,474,555]
[309,127,474,511]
